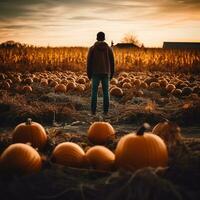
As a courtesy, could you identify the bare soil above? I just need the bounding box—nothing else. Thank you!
[0,77,200,200]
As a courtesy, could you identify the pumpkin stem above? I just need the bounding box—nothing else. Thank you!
[161,117,169,123]
[136,123,150,136]
[26,118,32,125]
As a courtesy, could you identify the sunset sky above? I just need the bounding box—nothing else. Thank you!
[0,0,199,47]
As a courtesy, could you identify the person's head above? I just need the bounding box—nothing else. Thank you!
[96,32,105,41]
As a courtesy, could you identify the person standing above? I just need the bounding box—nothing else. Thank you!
[87,32,115,115]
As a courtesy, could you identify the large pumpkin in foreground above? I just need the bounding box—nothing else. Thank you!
[115,123,168,171]
[88,122,115,144]
[12,118,47,150]
[85,146,115,171]
[51,142,85,168]
[0,143,42,174]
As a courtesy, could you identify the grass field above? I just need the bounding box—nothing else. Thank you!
[0,46,200,73]
[0,46,200,200]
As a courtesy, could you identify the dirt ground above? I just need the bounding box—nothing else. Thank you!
[0,73,200,200]
[0,81,200,128]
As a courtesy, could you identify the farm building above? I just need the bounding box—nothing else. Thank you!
[163,42,200,49]
[112,42,140,49]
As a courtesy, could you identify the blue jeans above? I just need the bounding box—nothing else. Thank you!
[91,74,109,114]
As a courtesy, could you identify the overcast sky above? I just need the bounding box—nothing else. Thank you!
[0,0,199,47]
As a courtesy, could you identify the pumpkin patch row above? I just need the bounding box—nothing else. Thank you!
[0,71,199,98]
[0,71,90,94]
[0,119,169,175]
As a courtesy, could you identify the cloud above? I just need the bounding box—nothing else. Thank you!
[0,0,199,46]
[69,16,103,21]
[0,0,200,22]
[157,0,200,13]
[0,25,38,30]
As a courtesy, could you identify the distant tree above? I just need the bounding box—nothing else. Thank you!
[121,33,141,47]
[0,40,24,48]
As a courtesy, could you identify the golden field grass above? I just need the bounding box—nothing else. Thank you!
[0,46,200,73]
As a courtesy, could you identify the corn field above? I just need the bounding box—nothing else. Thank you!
[0,46,199,73]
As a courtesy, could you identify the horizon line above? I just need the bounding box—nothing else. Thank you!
[1,40,200,48]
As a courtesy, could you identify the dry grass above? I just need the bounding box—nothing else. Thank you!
[1,82,200,127]
[0,46,199,73]
[0,92,75,126]
[0,127,199,200]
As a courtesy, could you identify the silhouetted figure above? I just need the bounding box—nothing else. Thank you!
[87,32,115,115]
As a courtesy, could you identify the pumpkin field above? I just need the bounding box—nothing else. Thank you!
[0,46,200,200]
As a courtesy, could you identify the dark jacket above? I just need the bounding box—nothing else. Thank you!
[87,41,115,80]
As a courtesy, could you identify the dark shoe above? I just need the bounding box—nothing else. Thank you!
[103,111,108,115]
[91,111,96,115]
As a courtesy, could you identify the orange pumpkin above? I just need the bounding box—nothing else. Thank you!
[0,73,6,80]
[67,77,75,82]
[110,87,123,97]
[133,79,141,88]
[22,85,32,93]
[76,84,85,92]
[115,123,168,171]
[33,77,39,82]
[120,72,128,78]
[159,79,168,88]
[23,78,33,85]
[193,86,200,95]
[122,82,132,89]
[172,89,182,97]
[110,78,118,85]
[67,82,76,90]
[49,80,58,87]
[1,81,10,90]
[51,142,85,168]
[149,82,160,90]
[0,143,42,174]
[88,122,115,144]
[55,84,66,93]
[77,77,86,84]
[136,89,144,97]
[118,76,124,82]
[178,82,188,89]
[166,84,176,93]
[181,87,193,96]
[6,79,12,84]
[12,118,47,150]
[60,79,68,85]
[140,81,148,89]
[85,146,115,171]
[40,79,48,86]
[152,121,182,147]
[14,76,21,83]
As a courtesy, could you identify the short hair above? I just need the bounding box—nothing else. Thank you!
[97,32,105,41]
